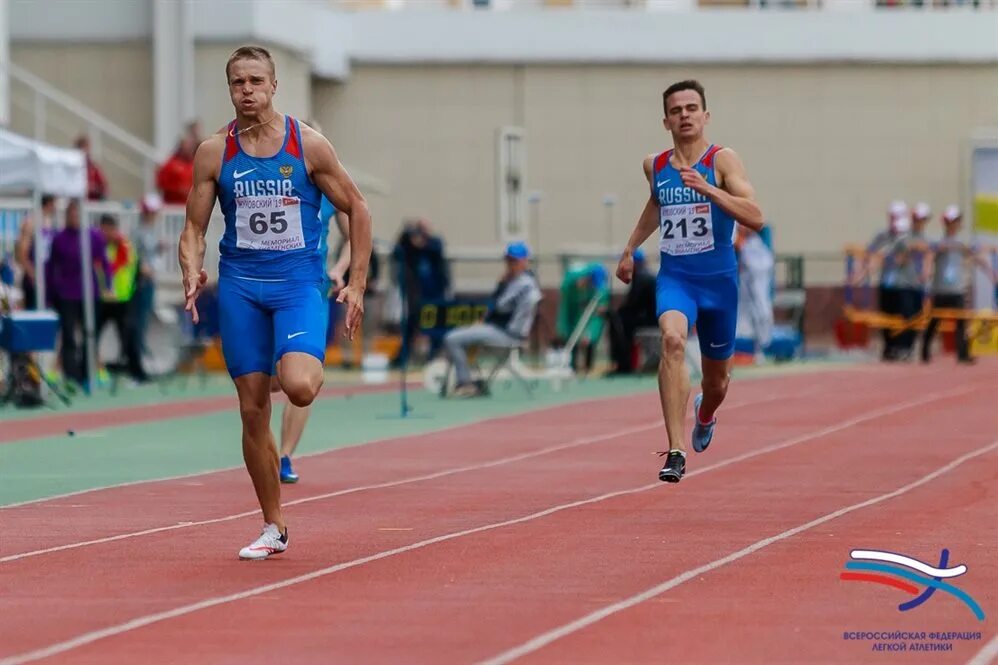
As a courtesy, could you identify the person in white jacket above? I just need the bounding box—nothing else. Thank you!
[736,226,774,359]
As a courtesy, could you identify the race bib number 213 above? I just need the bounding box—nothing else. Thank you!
[659,203,714,256]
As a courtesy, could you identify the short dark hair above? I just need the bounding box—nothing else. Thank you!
[226,45,276,81]
[40,194,55,208]
[99,214,117,227]
[663,80,707,114]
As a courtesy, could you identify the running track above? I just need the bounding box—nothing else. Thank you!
[1,361,995,664]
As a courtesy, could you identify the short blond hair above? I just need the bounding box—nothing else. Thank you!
[225,45,276,81]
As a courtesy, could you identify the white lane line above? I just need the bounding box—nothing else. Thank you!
[0,388,657,510]
[479,439,998,665]
[0,381,900,563]
[0,366,855,511]
[966,634,998,665]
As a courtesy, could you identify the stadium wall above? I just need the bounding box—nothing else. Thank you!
[314,62,998,265]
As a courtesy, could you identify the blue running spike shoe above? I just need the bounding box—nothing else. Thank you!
[691,393,716,453]
[280,455,299,484]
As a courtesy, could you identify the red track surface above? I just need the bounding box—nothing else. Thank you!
[1,362,995,665]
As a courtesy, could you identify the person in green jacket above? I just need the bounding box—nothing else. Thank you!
[556,262,610,374]
[98,214,148,383]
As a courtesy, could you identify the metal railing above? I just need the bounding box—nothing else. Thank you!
[5,63,161,199]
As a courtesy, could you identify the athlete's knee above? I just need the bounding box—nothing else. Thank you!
[282,373,323,407]
[238,394,270,427]
[660,328,687,361]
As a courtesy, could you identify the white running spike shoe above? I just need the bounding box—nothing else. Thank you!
[238,523,288,560]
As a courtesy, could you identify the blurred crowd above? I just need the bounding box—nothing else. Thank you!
[853,201,996,364]
[8,192,168,390]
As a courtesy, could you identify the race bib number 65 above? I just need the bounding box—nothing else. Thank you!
[659,203,714,256]
[235,196,305,251]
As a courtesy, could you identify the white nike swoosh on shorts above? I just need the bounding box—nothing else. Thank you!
[287,331,308,339]
[710,342,728,348]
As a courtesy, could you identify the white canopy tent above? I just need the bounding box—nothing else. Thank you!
[0,127,87,198]
[0,128,97,392]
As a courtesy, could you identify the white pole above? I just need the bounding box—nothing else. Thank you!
[528,191,542,274]
[80,204,97,394]
[31,189,44,310]
[602,194,617,298]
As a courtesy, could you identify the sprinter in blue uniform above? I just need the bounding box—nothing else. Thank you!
[615,80,764,483]
[179,45,372,559]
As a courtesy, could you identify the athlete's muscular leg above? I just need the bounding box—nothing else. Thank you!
[280,403,312,457]
[277,352,324,407]
[269,375,311,458]
[698,356,732,423]
[658,311,691,452]
[235,372,285,530]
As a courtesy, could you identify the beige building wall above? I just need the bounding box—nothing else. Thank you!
[315,63,998,283]
[195,43,313,138]
[10,42,154,200]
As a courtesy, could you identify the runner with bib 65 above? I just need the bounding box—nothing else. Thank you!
[179,45,373,559]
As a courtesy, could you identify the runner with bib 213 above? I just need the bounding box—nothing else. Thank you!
[615,79,764,484]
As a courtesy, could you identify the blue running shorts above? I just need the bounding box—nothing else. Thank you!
[217,276,329,379]
[656,270,739,360]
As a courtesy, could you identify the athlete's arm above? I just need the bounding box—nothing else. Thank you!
[617,156,660,285]
[303,128,373,339]
[329,210,351,290]
[178,138,221,324]
[682,148,764,232]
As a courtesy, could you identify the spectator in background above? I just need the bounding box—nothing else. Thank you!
[443,241,541,398]
[556,262,610,375]
[735,225,775,359]
[156,134,197,205]
[97,214,147,383]
[921,206,996,365]
[391,218,450,366]
[856,203,929,361]
[607,248,656,375]
[132,193,166,357]
[862,202,908,361]
[45,199,111,386]
[74,136,108,201]
[14,193,57,310]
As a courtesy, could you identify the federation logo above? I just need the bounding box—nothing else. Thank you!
[279,165,293,178]
[840,549,984,621]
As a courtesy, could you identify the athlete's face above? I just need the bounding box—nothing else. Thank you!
[663,90,709,140]
[228,59,277,117]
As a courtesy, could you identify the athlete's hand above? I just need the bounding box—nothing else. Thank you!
[337,283,365,340]
[183,268,208,324]
[616,253,634,285]
[328,267,346,292]
[679,168,713,197]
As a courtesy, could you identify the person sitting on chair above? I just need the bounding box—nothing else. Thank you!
[444,241,541,398]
